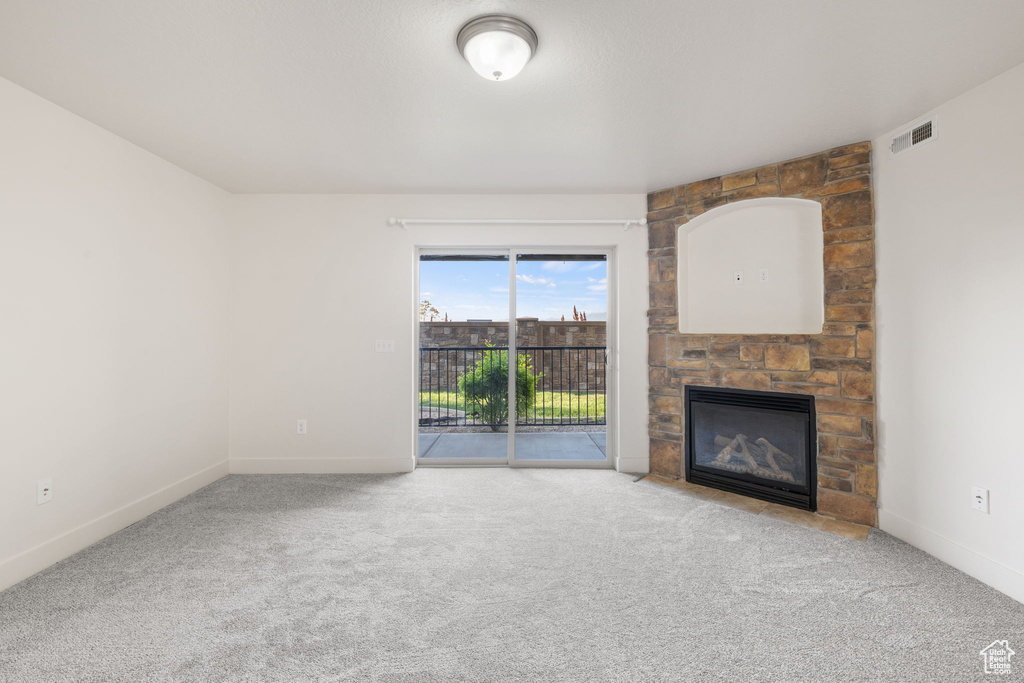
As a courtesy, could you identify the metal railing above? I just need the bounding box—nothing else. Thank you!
[419,346,606,428]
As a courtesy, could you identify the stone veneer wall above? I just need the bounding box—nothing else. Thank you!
[420,319,606,349]
[420,319,607,393]
[647,142,878,526]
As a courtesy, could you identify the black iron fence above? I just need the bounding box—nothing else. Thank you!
[419,346,606,428]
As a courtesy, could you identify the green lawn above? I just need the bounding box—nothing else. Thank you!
[419,390,605,421]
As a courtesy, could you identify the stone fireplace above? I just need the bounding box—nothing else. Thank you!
[647,142,877,526]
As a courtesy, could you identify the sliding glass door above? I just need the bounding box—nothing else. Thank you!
[511,254,608,463]
[416,249,611,468]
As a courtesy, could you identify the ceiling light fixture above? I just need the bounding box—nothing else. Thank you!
[457,14,538,82]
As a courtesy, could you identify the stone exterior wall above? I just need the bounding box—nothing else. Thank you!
[420,319,606,349]
[420,319,607,393]
[647,142,877,526]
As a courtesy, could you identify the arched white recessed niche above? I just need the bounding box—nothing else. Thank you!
[678,198,824,334]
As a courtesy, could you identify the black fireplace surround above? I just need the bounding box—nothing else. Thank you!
[685,386,816,511]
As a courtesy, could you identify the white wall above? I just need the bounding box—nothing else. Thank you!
[875,62,1024,603]
[0,78,231,591]
[680,199,824,334]
[228,195,649,474]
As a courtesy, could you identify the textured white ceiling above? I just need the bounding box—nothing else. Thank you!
[1,1,1023,194]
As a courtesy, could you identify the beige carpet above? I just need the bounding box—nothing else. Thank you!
[1,470,1022,681]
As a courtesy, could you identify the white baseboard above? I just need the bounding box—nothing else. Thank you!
[879,509,1024,604]
[0,460,229,593]
[616,456,650,475]
[229,457,416,474]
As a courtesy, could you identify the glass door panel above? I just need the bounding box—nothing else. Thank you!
[417,254,510,464]
[512,254,609,463]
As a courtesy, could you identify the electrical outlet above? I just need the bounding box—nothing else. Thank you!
[374,339,395,353]
[297,419,307,435]
[37,479,53,505]
[971,486,989,513]
[759,268,770,283]
[733,270,744,286]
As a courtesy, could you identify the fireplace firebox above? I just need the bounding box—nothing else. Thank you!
[685,386,816,510]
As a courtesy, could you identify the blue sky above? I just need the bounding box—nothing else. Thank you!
[420,259,607,322]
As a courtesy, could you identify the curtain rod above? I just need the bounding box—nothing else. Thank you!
[387,217,648,231]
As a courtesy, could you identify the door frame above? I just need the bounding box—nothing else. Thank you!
[414,246,617,469]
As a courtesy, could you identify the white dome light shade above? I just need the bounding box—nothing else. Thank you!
[457,15,538,82]
[463,31,531,81]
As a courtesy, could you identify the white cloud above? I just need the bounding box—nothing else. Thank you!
[541,261,577,273]
[517,274,552,285]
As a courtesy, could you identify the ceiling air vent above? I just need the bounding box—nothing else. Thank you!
[890,117,937,157]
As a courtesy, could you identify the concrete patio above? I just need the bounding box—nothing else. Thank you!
[419,431,607,461]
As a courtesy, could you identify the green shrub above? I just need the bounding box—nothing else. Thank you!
[458,345,541,430]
